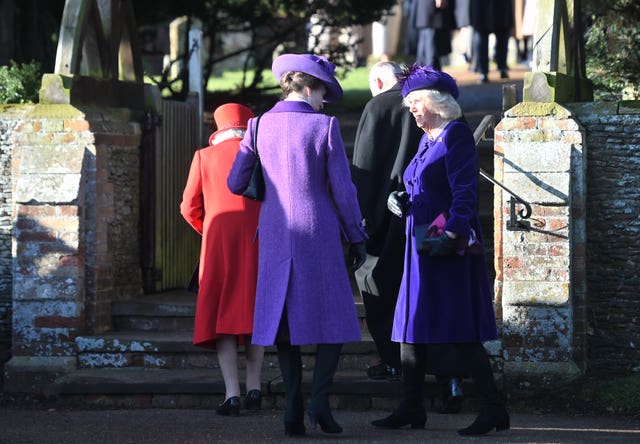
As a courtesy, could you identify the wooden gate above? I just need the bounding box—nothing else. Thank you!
[141,95,201,293]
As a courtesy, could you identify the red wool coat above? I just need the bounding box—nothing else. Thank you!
[180,135,261,349]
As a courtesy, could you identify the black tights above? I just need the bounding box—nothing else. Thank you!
[399,342,500,410]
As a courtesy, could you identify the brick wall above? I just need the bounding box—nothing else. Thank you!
[0,110,26,377]
[83,119,144,333]
[568,102,640,376]
[495,100,640,383]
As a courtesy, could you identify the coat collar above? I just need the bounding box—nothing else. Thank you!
[379,84,403,99]
[269,100,317,113]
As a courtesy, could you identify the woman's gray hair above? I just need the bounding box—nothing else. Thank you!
[403,89,462,120]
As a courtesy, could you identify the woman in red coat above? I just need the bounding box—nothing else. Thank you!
[180,103,263,417]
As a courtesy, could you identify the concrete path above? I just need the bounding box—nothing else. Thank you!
[1,407,639,443]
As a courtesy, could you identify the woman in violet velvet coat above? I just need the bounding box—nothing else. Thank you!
[180,103,264,417]
[371,65,509,436]
[227,53,367,437]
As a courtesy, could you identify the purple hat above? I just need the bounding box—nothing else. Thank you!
[272,53,343,102]
[400,64,459,99]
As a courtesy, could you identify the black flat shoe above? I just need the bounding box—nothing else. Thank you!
[244,389,262,410]
[308,409,342,433]
[457,407,510,436]
[366,363,401,381]
[216,396,240,417]
[371,408,426,429]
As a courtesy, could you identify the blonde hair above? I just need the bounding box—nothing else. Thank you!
[403,89,462,120]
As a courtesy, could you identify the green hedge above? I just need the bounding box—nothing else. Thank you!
[0,60,41,104]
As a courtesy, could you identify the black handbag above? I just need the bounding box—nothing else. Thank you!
[241,115,264,201]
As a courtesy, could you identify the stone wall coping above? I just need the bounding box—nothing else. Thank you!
[503,102,572,118]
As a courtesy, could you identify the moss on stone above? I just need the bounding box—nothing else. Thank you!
[23,104,85,120]
[565,101,618,116]
[0,104,33,118]
[619,101,640,113]
[39,74,72,104]
[504,102,572,118]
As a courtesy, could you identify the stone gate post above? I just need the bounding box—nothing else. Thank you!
[494,102,587,393]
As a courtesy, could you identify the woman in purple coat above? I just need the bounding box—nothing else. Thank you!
[228,53,367,437]
[371,65,509,436]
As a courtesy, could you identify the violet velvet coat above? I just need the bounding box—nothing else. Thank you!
[392,120,498,344]
[227,100,367,346]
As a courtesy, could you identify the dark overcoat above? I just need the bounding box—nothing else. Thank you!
[228,100,366,346]
[469,0,514,32]
[351,85,422,298]
[412,0,457,29]
[392,120,498,344]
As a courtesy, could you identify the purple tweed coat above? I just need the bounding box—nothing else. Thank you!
[228,100,367,346]
[392,120,498,344]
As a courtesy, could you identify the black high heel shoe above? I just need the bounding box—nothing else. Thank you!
[307,409,343,434]
[371,408,426,429]
[216,396,240,417]
[457,406,510,436]
[243,389,262,410]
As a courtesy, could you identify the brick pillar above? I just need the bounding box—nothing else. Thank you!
[5,108,91,389]
[4,104,142,392]
[494,102,587,393]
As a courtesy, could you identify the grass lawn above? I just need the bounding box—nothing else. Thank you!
[149,66,373,111]
[207,66,373,110]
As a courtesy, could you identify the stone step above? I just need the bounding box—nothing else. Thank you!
[111,290,197,332]
[75,331,379,371]
[51,367,479,410]
[112,290,368,333]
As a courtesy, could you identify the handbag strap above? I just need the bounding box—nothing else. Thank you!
[252,114,262,158]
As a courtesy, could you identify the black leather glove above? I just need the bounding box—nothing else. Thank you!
[420,232,459,256]
[387,191,409,218]
[349,241,367,271]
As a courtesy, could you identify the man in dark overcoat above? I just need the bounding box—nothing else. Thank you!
[352,61,421,381]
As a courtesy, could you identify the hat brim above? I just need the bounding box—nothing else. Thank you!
[272,54,343,103]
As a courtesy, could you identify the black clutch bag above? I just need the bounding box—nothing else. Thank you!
[415,211,483,256]
[241,115,264,201]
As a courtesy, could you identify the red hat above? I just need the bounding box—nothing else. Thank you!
[209,103,254,145]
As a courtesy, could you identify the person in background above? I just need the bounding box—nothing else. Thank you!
[371,64,509,436]
[469,0,514,82]
[514,0,536,65]
[227,53,367,437]
[406,0,457,69]
[180,103,264,417]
